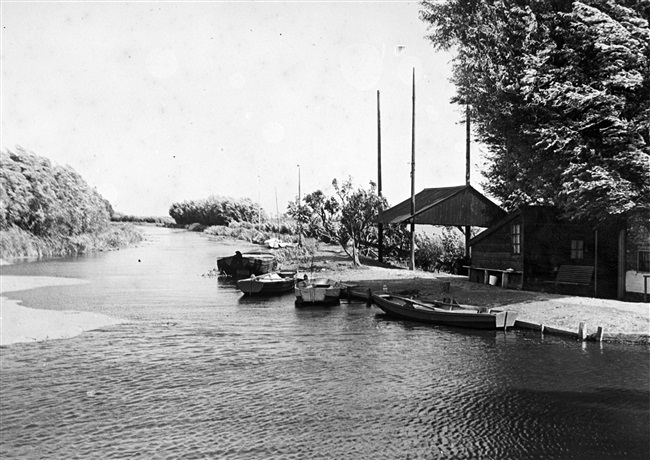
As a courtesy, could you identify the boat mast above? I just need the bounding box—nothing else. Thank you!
[377,90,383,264]
[297,164,302,247]
[465,105,471,258]
[409,68,416,271]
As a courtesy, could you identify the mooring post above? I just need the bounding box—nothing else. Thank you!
[596,326,604,342]
[578,322,587,341]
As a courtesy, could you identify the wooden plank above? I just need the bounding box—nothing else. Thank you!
[555,265,594,285]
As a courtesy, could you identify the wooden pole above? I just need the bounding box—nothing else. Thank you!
[594,229,598,297]
[298,164,302,247]
[465,105,471,259]
[377,90,384,264]
[275,187,280,235]
[618,228,626,300]
[466,105,471,185]
[410,68,416,271]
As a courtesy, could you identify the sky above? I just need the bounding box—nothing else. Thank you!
[1,0,486,217]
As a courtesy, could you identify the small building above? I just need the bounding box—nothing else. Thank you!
[467,206,644,300]
[378,185,505,228]
[376,185,506,267]
[624,217,650,301]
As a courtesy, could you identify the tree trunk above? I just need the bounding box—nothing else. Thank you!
[352,240,360,266]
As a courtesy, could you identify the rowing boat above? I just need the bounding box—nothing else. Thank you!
[372,293,517,330]
[237,271,296,295]
[216,251,276,278]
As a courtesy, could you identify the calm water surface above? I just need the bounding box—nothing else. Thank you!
[1,227,648,459]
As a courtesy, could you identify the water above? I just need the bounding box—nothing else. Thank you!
[1,227,648,459]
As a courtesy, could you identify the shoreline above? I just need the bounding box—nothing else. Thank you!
[1,276,124,346]
[340,269,649,343]
[279,243,649,344]
[1,238,648,346]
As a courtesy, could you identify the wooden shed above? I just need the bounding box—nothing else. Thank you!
[377,185,505,227]
[468,206,624,298]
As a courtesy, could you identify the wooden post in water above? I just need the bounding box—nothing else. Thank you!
[578,322,587,341]
[409,68,416,271]
[596,326,604,342]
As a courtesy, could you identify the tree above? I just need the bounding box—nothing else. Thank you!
[332,178,385,266]
[420,0,650,224]
[287,178,385,266]
[287,189,340,243]
[169,195,266,226]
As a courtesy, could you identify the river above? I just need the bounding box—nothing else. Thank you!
[1,227,648,459]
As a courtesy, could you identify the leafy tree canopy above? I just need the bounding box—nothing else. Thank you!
[420,0,650,224]
[288,178,386,266]
[169,195,267,227]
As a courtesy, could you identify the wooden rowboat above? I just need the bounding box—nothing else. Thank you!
[294,278,342,306]
[237,272,297,295]
[216,251,276,278]
[372,293,517,330]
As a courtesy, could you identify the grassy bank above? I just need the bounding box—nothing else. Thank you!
[0,223,144,259]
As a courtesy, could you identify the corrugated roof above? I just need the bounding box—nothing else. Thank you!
[377,185,505,227]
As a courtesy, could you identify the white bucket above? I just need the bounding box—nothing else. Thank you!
[489,275,498,286]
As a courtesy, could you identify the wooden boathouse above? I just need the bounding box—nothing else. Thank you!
[377,185,505,229]
[468,206,628,299]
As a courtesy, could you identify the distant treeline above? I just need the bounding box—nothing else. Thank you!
[0,147,142,258]
[169,195,268,226]
[112,213,175,225]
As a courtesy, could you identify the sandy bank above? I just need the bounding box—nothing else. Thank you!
[1,276,123,346]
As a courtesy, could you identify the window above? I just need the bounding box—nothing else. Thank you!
[571,239,584,260]
[511,224,521,255]
[639,250,650,272]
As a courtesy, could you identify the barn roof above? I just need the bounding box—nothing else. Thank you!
[377,185,505,227]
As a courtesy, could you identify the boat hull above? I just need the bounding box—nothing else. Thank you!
[294,278,342,305]
[372,294,517,330]
[217,252,276,278]
[237,273,296,295]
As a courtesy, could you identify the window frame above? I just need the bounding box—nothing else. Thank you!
[639,250,650,273]
[570,239,584,260]
[511,223,521,255]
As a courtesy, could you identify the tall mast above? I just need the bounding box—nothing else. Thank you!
[465,105,471,258]
[409,68,416,271]
[377,90,383,264]
[297,164,302,247]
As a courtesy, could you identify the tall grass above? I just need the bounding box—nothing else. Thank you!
[0,224,143,259]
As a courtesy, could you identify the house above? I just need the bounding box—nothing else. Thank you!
[468,206,648,300]
[624,216,650,301]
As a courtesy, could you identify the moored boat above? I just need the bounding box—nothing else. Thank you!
[372,293,517,330]
[294,278,342,306]
[216,251,276,278]
[237,271,297,295]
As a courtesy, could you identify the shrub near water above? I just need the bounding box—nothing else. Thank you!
[0,147,143,258]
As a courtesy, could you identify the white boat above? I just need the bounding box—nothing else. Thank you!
[294,278,342,306]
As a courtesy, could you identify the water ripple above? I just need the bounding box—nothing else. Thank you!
[2,228,648,459]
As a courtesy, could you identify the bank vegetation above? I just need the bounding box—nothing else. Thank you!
[0,147,142,259]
